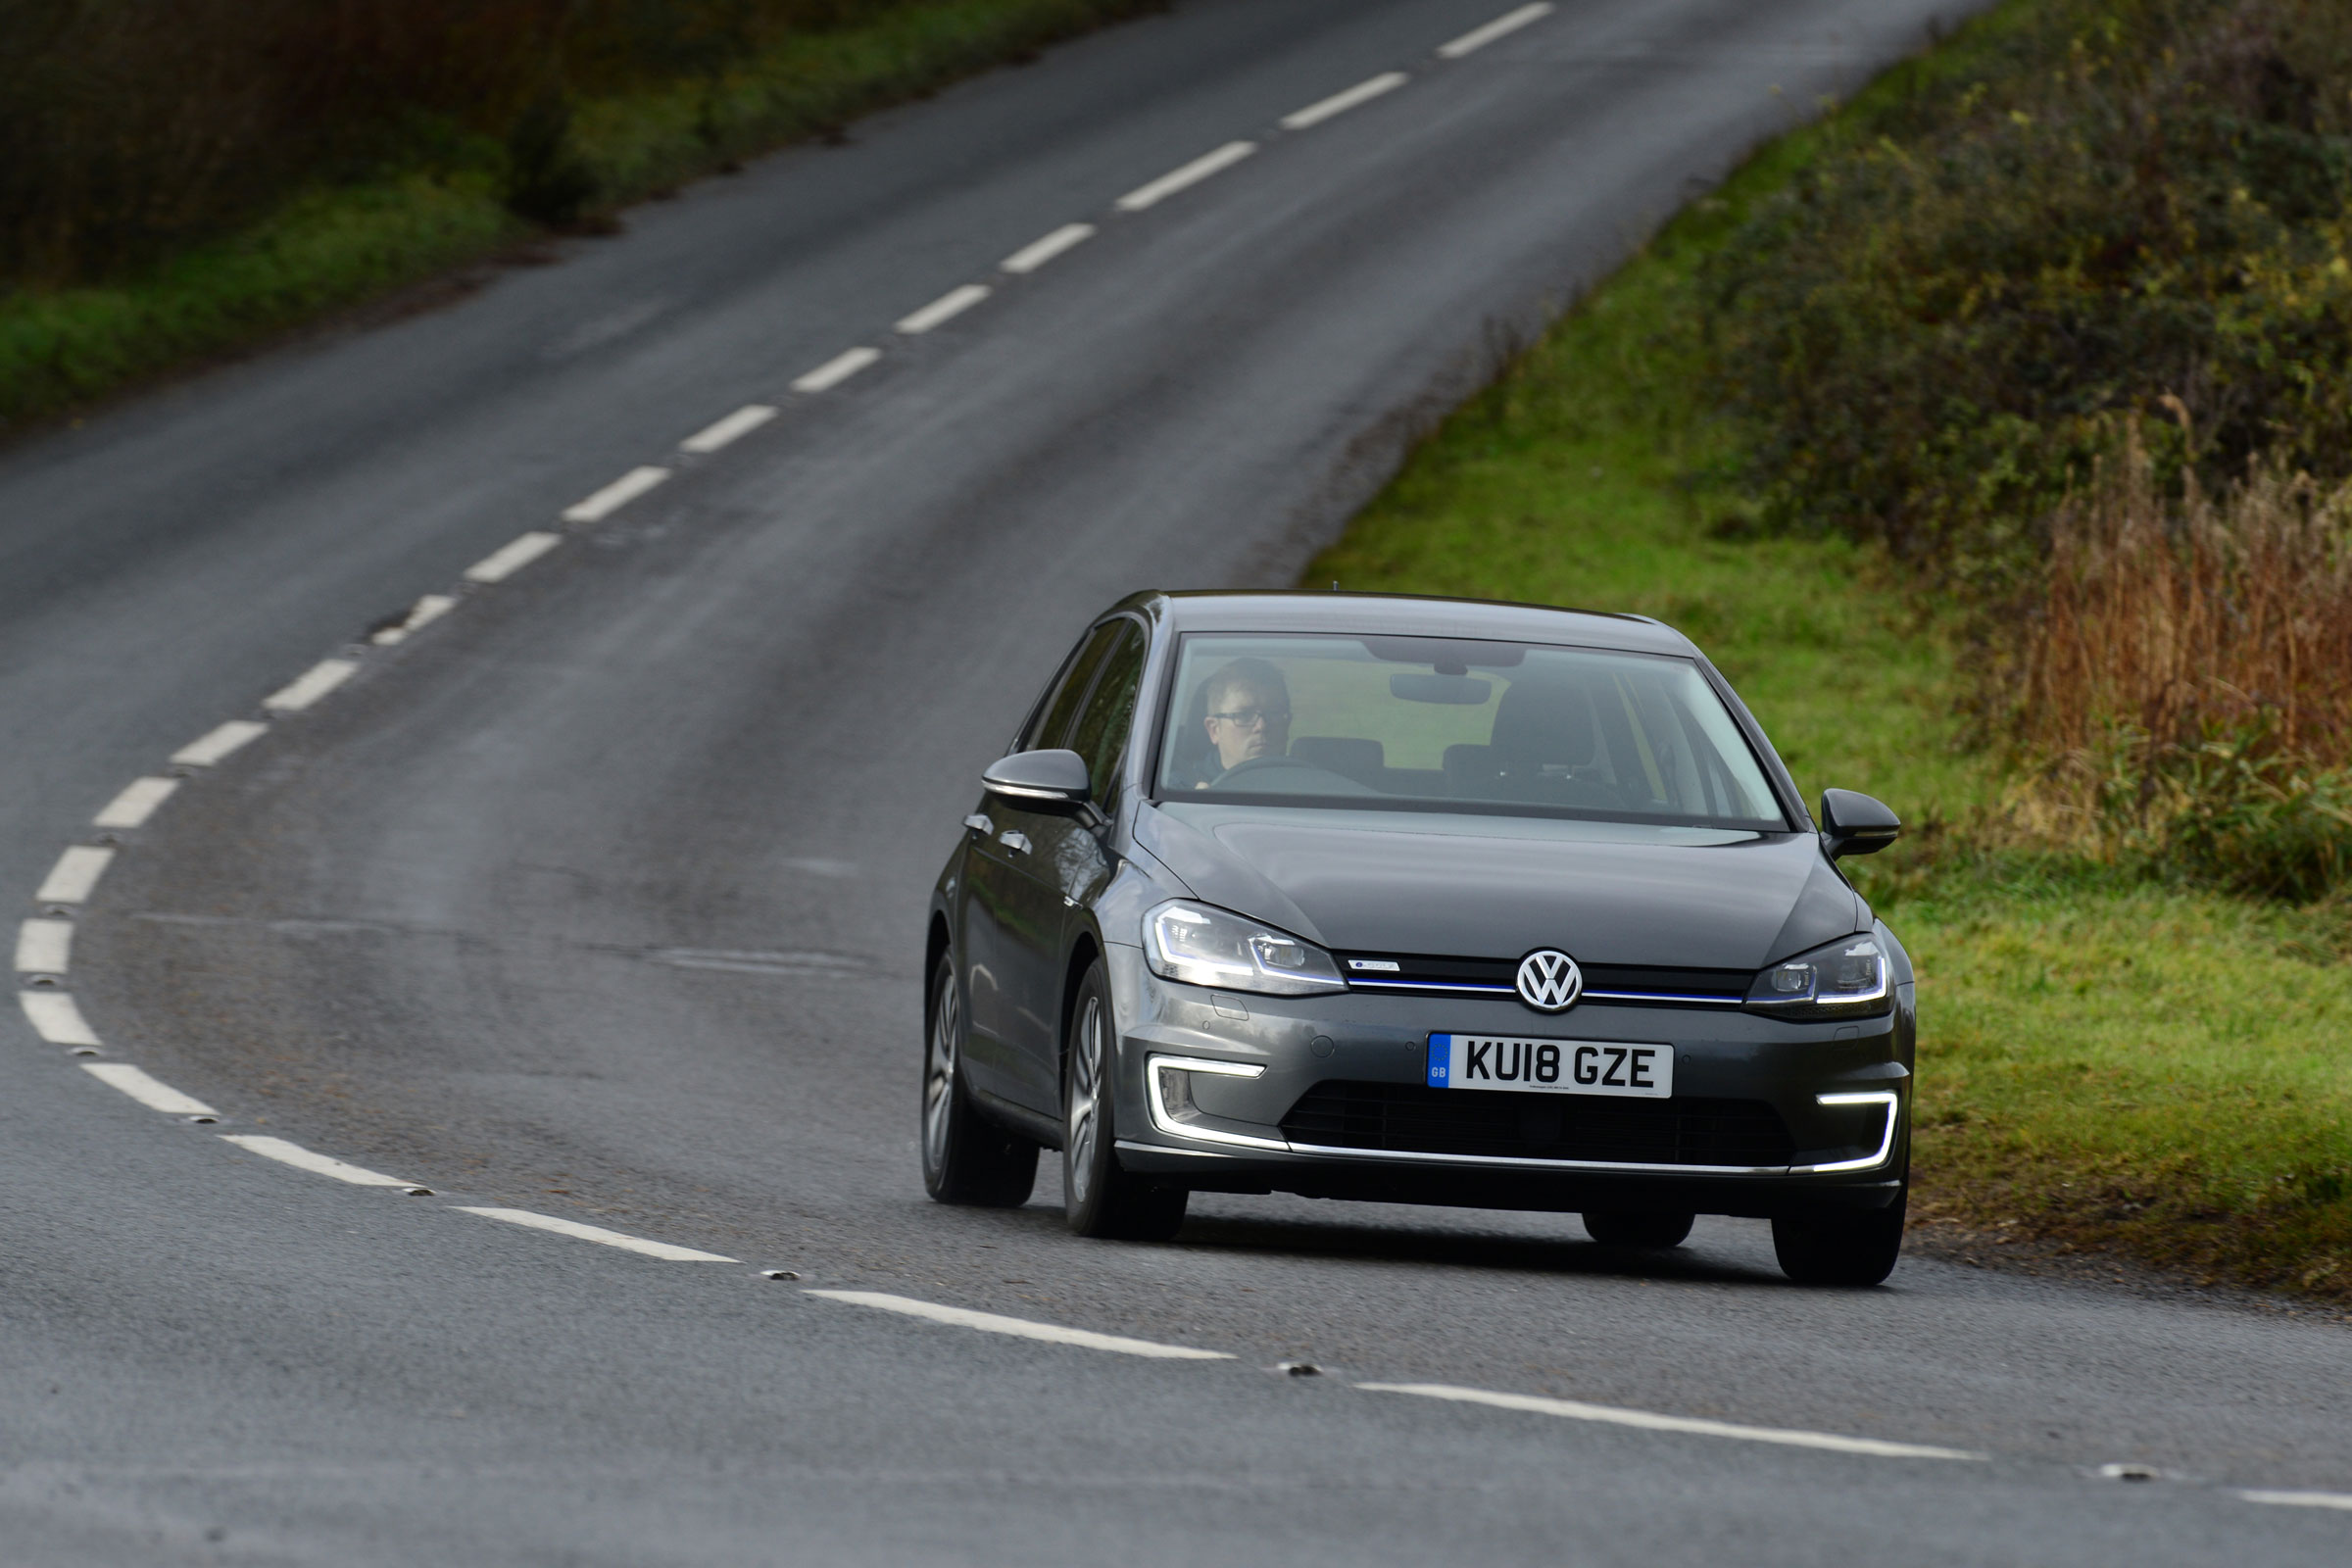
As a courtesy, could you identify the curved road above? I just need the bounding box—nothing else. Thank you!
[6,1,2349,1561]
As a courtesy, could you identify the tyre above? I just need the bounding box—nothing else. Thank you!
[1771,1188,1906,1286]
[1061,959,1188,1242]
[920,951,1038,1206]
[1582,1208,1694,1250]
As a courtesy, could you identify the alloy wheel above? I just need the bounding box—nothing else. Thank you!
[923,970,959,1175]
[1065,994,1103,1205]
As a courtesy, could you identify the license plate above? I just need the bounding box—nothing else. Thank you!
[1426,1034,1673,1099]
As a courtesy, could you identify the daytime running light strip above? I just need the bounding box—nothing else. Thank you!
[1144,1054,1286,1151]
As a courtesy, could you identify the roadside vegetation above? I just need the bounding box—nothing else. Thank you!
[0,0,1158,431]
[1312,0,2352,1300]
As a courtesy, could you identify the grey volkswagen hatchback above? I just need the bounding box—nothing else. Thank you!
[922,592,1914,1285]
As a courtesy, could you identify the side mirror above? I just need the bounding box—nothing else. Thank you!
[982,749,1097,819]
[1818,789,1901,859]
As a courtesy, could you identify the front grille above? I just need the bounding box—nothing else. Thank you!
[1280,1080,1796,1167]
[1335,952,1747,1006]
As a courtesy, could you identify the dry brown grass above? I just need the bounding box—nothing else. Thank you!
[1997,420,2352,895]
[2016,420,2352,766]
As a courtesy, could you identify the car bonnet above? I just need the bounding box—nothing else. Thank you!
[1133,801,1861,971]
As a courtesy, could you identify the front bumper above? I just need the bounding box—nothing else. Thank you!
[1102,945,1910,1218]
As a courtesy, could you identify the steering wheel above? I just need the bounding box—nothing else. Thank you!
[1213,755,1314,782]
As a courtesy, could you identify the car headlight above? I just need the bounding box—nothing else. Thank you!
[1746,934,1891,1017]
[1144,901,1346,997]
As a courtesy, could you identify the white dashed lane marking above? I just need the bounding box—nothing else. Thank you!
[93,776,180,829]
[456,1207,737,1261]
[263,658,359,713]
[2242,1490,2352,1511]
[371,593,457,647]
[562,466,671,523]
[896,283,993,334]
[791,346,882,394]
[36,845,115,905]
[20,991,102,1048]
[464,531,564,585]
[171,720,269,768]
[1001,222,1096,274]
[82,1062,217,1117]
[1357,1383,1988,1461]
[15,917,73,974]
[1438,2,1553,58]
[221,1135,431,1194]
[681,404,777,453]
[1281,72,1410,130]
[1115,140,1257,211]
[808,1290,1233,1360]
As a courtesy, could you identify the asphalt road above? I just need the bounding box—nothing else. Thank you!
[6,0,2350,1561]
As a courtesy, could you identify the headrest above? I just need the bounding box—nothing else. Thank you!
[1490,680,1597,766]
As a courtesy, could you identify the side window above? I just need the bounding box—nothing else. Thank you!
[1020,622,1122,753]
[1067,623,1148,803]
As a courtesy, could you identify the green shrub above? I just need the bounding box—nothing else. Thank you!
[1702,0,2352,591]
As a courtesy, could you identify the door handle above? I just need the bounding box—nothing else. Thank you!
[963,813,994,836]
[999,830,1032,855]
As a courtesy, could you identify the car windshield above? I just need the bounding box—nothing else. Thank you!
[1152,632,1788,830]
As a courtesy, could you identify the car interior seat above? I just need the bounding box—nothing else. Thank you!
[1290,736,1386,788]
[1445,680,1624,808]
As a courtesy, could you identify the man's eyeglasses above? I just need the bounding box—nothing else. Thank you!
[1207,706,1289,728]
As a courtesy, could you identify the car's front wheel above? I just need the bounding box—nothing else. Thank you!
[1061,960,1187,1242]
[1771,1188,1906,1286]
[921,951,1038,1206]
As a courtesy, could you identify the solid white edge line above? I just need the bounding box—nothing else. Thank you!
[93,775,180,829]
[1355,1384,1988,1461]
[220,1135,428,1193]
[1280,71,1410,130]
[1114,140,1258,212]
[262,658,360,713]
[808,1290,1233,1360]
[15,917,73,974]
[2241,1490,2352,1511]
[681,404,777,454]
[1438,2,1554,58]
[371,593,457,647]
[170,719,270,768]
[791,346,882,394]
[464,531,564,585]
[82,1062,217,1117]
[895,283,992,335]
[1001,222,1096,274]
[561,465,671,524]
[35,845,115,904]
[20,991,102,1048]
[455,1207,737,1262]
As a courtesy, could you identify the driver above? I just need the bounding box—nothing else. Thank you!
[1198,658,1292,784]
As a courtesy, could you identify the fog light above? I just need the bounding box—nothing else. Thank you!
[1155,1063,1200,1121]
[1142,1054,1271,1147]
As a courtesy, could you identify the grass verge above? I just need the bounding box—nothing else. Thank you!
[0,0,1155,434]
[1305,15,2352,1301]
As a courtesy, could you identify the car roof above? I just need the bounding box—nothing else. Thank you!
[1116,590,1699,657]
